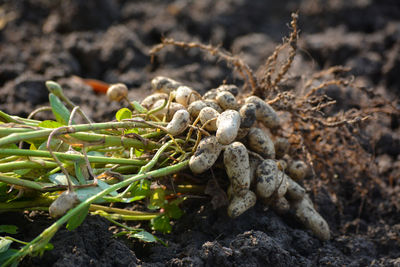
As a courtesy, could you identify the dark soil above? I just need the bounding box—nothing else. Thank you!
[1,0,399,266]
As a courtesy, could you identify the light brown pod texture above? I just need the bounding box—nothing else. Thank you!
[249,154,262,186]
[203,88,218,100]
[224,142,251,196]
[49,191,79,218]
[256,159,279,199]
[227,190,257,218]
[286,176,306,201]
[187,100,208,118]
[293,196,331,241]
[271,196,290,214]
[175,86,200,107]
[239,103,257,128]
[276,171,289,198]
[152,99,185,120]
[274,137,290,159]
[235,128,250,140]
[217,84,239,96]
[107,83,128,102]
[248,127,276,159]
[199,107,219,132]
[245,96,280,129]
[141,93,169,109]
[166,109,190,136]
[204,99,223,113]
[151,76,181,93]
[215,91,239,110]
[189,136,222,174]
[216,110,241,145]
[288,160,308,181]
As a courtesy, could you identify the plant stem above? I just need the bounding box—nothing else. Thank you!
[0,197,54,210]
[91,210,158,221]
[0,121,162,147]
[3,160,189,266]
[89,204,157,216]
[0,175,54,191]
[0,149,147,166]
[0,160,58,172]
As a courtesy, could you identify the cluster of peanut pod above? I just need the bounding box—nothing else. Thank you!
[141,76,330,241]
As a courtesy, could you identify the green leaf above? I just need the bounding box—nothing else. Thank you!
[131,101,148,113]
[0,226,18,235]
[13,168,32,176]
[131,230,157,242]
[148,187,166,210]
[38,139,68,152]
[75,179,117,203]
[115,108,132,122]
[74,161,87,185]
[38,120,64,129]
[0,248,19,264]
[134,149,144,157]
[165,203,183,220]
[125,128,139,134]
[130,180,150,198]
[48,173,79,186]
[66,205,89,231]
[150,215,172,234]
[0,237,12,253]
[49,93,73,125]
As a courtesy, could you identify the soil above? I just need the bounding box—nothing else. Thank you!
[0,0,399,266]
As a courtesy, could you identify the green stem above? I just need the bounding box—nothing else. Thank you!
[0,121,162,147]
[4,237,28,245]
[0,156,20,164]
[92,211,158,221]
[89,204,156,215]
[0,175,53,191]
[3,160,188,266]
[0,160,58,172]
[0,149,147,166]
[0,197,54,211]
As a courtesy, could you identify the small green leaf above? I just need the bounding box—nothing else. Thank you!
[165,203,183,220]
[125,128,139,134]
[74,161,87,185]
[46,81,64,97]
[134,149,144,157]
[49,93,73,125]
[148,187,166,210]
[131,101,148,113]
[13,169,32,176]
[28,141,37,151]
[38,139,68,151]
[0,248,19,264]
[38,120,64,129]
[150,215,172,234]
[75,179,117,203]
[130,179,150,198]
[131,230,157,242]
[48,173,79,186]
[115,108,132,122]
[66,205,89,231]
[0,237,12,253]
[0,226,18,235]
